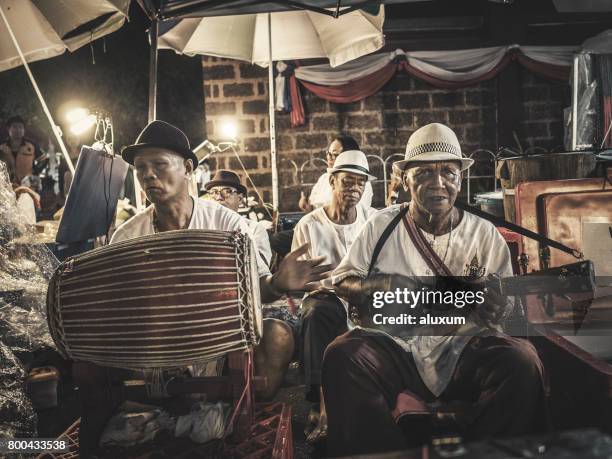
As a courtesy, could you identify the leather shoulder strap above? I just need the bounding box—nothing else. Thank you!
[367,204,409,276]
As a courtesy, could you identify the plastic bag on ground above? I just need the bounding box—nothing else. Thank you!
[0,342,37,440]
[175,401,230,444]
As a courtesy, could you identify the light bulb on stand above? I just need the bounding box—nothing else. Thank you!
[220,120,238,140]
[70,114,97,135]
[66,108,89,124]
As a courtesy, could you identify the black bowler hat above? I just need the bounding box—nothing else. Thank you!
[204,170,247,195]
[121,120,199,167]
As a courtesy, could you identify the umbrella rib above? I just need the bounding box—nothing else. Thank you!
[163,0,246,19]
[280,1,333,16]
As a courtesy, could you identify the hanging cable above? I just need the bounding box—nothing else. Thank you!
[89,31,96,64]
[91,112,115,244]
[229,144,273,220]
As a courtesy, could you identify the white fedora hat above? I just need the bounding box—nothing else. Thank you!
[392,123,474,174]
[328,150,376,181]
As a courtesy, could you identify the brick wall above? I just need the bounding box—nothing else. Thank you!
[202,57,568,211]
[518,72,568,151]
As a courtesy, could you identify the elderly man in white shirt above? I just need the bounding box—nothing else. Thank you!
[299,135,373,212]
[111,120,332,400]
[322,123,546,456]
[292,149,376,442]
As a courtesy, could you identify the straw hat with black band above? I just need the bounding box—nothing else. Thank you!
[327,150,377,181]
[392,123,473,174]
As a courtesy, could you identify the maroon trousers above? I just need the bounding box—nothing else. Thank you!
[322,328,546,456]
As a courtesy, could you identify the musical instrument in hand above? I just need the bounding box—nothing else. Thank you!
[352,261,596,337]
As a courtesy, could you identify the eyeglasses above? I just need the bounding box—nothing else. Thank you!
[208,187,239,198]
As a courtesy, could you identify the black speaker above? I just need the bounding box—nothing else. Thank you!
[56,146,129,244]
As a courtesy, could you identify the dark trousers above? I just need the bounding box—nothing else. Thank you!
[299,292,348,403]
[322,328,546,456]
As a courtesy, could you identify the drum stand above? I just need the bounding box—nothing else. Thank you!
[72,349,265,457]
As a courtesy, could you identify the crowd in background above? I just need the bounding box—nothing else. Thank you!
[0,115,82,223]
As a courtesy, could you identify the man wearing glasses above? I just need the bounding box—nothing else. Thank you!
[204,169,294,399]
[204,169,272,266]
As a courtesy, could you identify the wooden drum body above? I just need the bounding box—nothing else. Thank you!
[47,229,262,370]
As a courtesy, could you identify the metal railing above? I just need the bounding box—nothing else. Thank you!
[465,148,497,204]
[279,149,511,205]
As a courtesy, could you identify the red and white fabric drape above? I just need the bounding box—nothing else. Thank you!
[285,45,576,126]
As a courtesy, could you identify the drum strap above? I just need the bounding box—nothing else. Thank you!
[367,204,409,277]
[369,201,582,259]
[455,200,581,258]
[367,203,454,277]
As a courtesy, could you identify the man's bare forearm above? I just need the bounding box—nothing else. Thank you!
[260,275,282,303]
[335,275,393,305]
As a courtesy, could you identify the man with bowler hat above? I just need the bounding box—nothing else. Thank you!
[111,120,331,398]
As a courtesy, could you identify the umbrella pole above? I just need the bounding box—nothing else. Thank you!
[148,20,159,123]
[571,54,578,151]
[267,13,279,211]
[0,5,74,176]
[133,19,160,211]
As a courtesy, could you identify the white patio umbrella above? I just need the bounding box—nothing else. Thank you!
[156,6,385,209]
[0,0,130,173]
[0,0,130,72]
[157,7,385,68]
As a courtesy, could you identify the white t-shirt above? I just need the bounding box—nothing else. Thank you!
[309,172,374,209]
[292,205,375,291]
[332,205,513,396]
[246,219,272,267]
[110,196,271,278]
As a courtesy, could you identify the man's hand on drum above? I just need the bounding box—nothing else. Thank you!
[273,244,333,293]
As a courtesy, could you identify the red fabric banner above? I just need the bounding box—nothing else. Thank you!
[287,50,571,127]
[289,74,305,128]
[514,54,570,81]
[298,62,398,103]
[399,55,513,89]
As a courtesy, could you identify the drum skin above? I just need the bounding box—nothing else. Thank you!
[47,229,262,370]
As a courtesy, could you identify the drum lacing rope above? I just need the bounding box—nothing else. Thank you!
[234,233,253,346]
[242,232,260,345]
[49,268,70,359]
